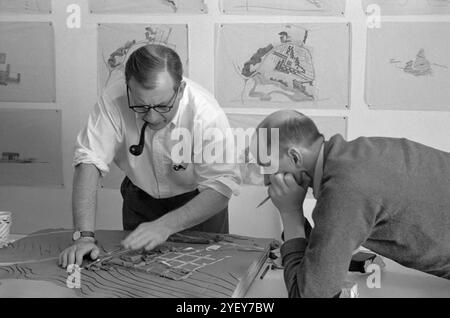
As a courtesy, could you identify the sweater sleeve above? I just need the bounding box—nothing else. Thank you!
[280,183,378,298]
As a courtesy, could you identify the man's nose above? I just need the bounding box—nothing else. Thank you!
[144,109,157,122]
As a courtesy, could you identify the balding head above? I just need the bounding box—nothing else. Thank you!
[257,110,323,152]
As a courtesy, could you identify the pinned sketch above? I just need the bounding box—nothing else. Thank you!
[0,0,51,13]
[0,22,55,102]
[0,229,276,298]
[362,0,450,15]
[366,22,450,110]
[89,0,207,14]
[215,24,351,110]
[227,114,347,185]
[0,109,63,187]
[98,23,188,94]
[220,0,345,15]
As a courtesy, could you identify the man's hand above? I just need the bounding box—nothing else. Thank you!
[268,172,310,240]
[121,221,172,251]
[59,238,100,268]
[268,173,308,215]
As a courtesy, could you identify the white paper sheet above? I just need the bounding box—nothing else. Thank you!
[89,0,207,14]
[0,22,55,102]
[97,23,189,94]
[366,22,450,110]
[220,0,345,16]
[0,109,63,187]
[215,23,351,110]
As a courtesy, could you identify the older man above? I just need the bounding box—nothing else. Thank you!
[60,44,240,268]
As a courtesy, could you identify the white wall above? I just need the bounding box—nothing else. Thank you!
[1,0,450,237]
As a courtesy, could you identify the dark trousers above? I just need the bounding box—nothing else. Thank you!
[121,177,229,234]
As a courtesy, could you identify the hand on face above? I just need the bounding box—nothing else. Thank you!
[121,221,172,251]
[267,172,309,215]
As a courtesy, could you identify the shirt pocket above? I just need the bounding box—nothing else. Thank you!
[167,159,196,188]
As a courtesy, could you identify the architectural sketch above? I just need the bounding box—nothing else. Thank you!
[98,24,188,93]
[366,22,450,110]
[0,0,51,13]
[220,0,345,15]
[216,23,351,109]
[390,49,448,77]
[363,0,450,15]
[0,109,62,186]
[240,29,316,102]
[89,0,207,14]
[0,230,277,298]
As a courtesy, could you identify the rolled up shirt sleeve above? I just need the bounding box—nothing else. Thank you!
[73,94,123,177]
[193,113,241,198]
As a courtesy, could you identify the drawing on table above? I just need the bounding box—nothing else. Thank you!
[390,49,448,77]
[89,0,207,14]
[0,0,51,13]
[220,0,345,15]
[98,23,188,94]
[216,23,350,109]
[0,230,276,298]
[0,53,21,86]
[90,246,231,281]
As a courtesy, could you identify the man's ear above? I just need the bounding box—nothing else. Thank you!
[288,147,303,169]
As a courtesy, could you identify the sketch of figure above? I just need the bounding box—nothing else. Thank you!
[0,53,21,86]
[390,49,448,77]
[0,0,43,12]
[239,28,316,102]
[102,26,174,87]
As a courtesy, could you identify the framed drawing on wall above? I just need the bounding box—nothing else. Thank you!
[0,22,55,103]
[97,23,189,95]
[89,0,207,14]
[0,109,63,187]
[215,23,351,110]
[366,22,450,110]
[220,0,346,16]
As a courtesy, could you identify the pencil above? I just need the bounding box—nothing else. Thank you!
[259,264,270,279]
[256,196,270,208]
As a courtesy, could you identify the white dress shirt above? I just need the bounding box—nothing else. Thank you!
[74,72,241,199]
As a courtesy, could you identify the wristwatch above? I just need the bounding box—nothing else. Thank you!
[72,230,95,241]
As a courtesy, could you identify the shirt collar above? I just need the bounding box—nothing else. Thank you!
[312,142,325,199]
[169,79,188,128]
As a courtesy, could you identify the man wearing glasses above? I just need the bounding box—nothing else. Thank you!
[59,44,241,268]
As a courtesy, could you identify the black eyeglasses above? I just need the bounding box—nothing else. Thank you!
[126,84,181,114]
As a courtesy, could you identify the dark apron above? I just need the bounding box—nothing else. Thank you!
[120,177,229,234]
